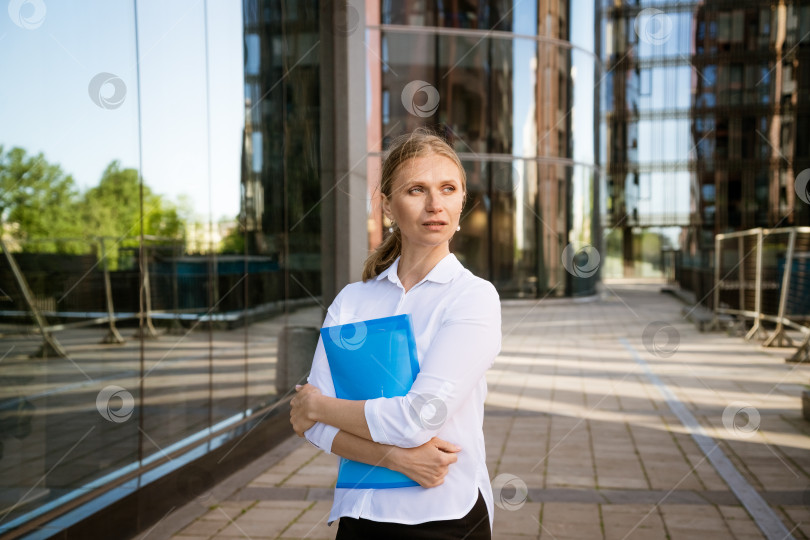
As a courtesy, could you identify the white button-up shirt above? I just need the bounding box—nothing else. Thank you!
[304,252,502,528]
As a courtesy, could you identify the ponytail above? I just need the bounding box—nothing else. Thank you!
[361,226,402,281]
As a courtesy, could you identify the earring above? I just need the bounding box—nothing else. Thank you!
[389,221,395,233]
[456,225,461,231]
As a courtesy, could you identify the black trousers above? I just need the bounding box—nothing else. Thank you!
[335,489,491,540]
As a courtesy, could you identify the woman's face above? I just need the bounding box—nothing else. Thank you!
[383,154,465,249]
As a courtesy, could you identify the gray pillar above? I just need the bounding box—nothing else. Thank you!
[320,0,368,310]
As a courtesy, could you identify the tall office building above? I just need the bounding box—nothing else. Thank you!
[688,2,810,258]
[601,1,810,280]
[244,0,601,299]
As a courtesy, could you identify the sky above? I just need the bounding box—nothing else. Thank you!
[0,0,689,229]
[0,0,244,222]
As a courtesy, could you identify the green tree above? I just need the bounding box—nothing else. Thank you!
[0,146,85,252]
[81,161,185,240]
[219,217,245,254]
[0,148,186,259]
[79,161,185,268]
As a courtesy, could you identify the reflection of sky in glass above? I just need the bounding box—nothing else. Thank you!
[511,0,537,158]
[510,0,538,256]
[636,11,691,58]
[601,6,694,224]
[512,37,536,158]
[570,0,596,52]
[569,0,597,246]
[571,50,595,164]
[0,0,243,221]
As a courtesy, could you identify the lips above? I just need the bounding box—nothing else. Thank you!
[422,221,447,226]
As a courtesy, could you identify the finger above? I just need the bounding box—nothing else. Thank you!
[433,438,461,453]
[295,384,302,391]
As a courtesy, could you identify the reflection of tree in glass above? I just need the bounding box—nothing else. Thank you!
[219,217,244,254]
[0,146,84,253]
[81,161,185,247]
[0,146,186,266]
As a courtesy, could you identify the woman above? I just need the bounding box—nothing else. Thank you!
[290,129,502,539]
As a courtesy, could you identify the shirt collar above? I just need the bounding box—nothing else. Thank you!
[375,252,462,286]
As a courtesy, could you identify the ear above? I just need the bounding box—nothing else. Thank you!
[381,193,393,222]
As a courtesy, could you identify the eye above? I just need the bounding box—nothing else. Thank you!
[408,186,424,194]
[443,185,456,192]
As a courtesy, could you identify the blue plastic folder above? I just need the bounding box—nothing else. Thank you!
[320,313,420,489]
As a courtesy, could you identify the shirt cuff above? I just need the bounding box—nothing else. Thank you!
[364,397,390,445]
[304,422,340,454]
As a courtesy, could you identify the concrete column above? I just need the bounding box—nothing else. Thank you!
[320,0,368,310]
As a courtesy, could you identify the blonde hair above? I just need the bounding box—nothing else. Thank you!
[361,129,467,281]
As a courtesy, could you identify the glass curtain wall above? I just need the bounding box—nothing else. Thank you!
[600,0,810,280]
[0,1,317,534]
[369,0,600,298]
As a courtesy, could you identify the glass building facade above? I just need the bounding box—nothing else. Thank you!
[0,2,324,537]
[367,0,601,298]
[601,0,810,281]
[0,0,599,537]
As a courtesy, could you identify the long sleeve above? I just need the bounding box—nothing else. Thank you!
[303,291,343,454]
[364,280,502,448]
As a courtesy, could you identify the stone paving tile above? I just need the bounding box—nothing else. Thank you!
[539,502,602,539]
[492,502,542,537]
[601,503,668,539]
[718,505,766,538]
[658,504,734,534]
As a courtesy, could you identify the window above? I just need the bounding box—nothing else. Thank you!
[718,13,730,46]
[786,5,798,46]
[702,183,716,203]
[730,64,743,105]
[801,7,810,44]
[731,10,744,44]
[781,120,793,159]
[797,115,810,160]
[759,65,771,104]
[783,63,796,96]
[703,65,717,87]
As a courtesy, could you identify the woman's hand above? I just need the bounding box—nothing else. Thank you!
[290,383,322,436]
[387,437,461,488]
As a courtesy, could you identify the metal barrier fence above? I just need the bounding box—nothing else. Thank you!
[0,236,184,356]
[0,236,307,358]
[714,227,810,362]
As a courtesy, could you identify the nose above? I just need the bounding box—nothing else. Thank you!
[425,189,441,213]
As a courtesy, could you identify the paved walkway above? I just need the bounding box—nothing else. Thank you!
[143,282,810,540]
